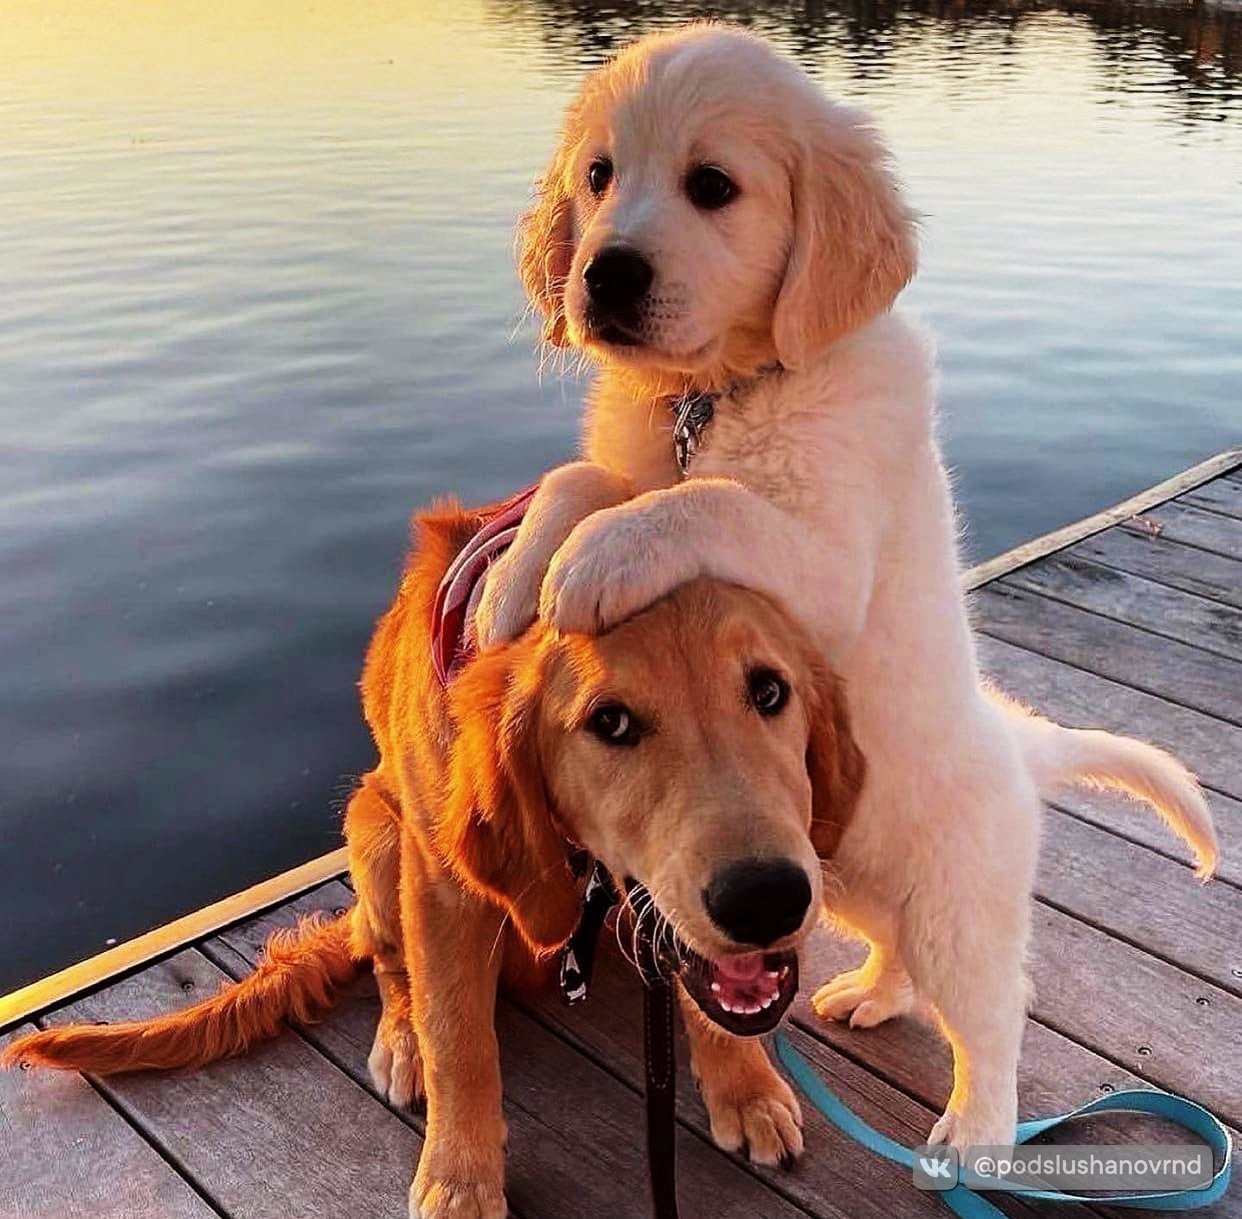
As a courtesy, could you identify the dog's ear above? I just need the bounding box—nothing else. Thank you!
[517,117,579,349]
[441,639,580,955]
[772,103,917,370]
[805,667,866,859]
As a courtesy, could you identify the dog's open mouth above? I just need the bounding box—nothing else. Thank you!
[680,947,799,1037]
[615,878,800,1037]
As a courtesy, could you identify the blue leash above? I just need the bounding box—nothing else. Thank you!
[774,1032,1232,1215]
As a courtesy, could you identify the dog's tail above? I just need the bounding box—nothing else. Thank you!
[2,911,361,1075]
[987,687,1218,880]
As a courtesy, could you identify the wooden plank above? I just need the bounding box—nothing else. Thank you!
[1182,477,1242,521]
[974,583,1242,725]
[0,847,348,1032]
[1037,808,1242,993]
[207,885,809,1219]
[975,636,1242,800]
[963,448,1242,589]
[1005,555,1242,663]
[1124,501,1242,562]
[1027,904,1242,1127]
[0,1024,215,1219]
[1070,527,1242,611]
[46,948,421,1219]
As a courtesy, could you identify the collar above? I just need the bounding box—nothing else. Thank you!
[665,362,782,476]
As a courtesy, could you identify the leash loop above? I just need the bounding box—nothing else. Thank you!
[774,1031,1232,1216]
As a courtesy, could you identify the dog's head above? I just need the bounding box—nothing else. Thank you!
[519,24,916,378]
[440,579,864,1036]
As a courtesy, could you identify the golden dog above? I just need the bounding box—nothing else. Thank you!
[6,499,864,1218]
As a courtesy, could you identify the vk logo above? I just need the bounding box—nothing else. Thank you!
[913,1146,959,1191]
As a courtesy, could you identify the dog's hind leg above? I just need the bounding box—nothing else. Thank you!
[679,985,804,1167]
[903,867,1032,1151]
[345,775,424,1109]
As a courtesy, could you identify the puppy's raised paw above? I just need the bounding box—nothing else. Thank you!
[540,509,683,636]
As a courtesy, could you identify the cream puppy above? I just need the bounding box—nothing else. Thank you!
[477,22,1218,1157]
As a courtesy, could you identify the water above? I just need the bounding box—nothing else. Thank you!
[1,0,1239,992]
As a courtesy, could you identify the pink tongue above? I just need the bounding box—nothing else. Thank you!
[713,952,764,983]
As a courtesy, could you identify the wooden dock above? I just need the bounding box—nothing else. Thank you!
[2,450,1239,1219]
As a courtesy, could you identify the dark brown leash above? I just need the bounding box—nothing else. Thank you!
[561,860,680,1219]
[642,971,680,1219]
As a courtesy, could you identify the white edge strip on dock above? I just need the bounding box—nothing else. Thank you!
[2,445,1238,1031]
[962,445,1241,590]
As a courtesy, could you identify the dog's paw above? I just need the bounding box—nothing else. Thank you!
[409,1178,507,1219]
[699,1061,804,1167]
[926,1106,1016,1153]
[540,511,682,635]
[707,1081,804,1167]
[811,964,914,1029]
[474,552,539,649]
[368,1020,424,1109]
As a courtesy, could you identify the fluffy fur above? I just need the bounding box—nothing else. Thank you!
[3,914,357,1074]
[6,498,865,1219]
[477,21,1219,1158]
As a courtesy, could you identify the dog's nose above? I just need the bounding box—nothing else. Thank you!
[583,246,653,310]
[704,858,812,948]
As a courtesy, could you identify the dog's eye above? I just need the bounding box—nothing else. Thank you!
[748,669,789,717]
[588,157,613,197]
[686,164,737,211]
[586,702,642,746]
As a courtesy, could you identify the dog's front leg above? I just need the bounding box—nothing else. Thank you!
[678,986,803,1167]
[345,776,425,1108]
[401,833,508,1219]
[474,461,632,648]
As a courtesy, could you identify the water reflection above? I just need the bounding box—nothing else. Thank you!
[492,0,1242,123]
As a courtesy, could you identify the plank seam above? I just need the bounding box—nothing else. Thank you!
[61,1061,233,1219]
[1177,498,1242,526]
[1053,545,1242,615]
[1118,519,1242,566]
[1033,895,1241,1000]
[995,571,1242,668]
[974,622,1242,732]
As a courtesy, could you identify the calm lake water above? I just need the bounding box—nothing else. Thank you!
[2,0,1239,991]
